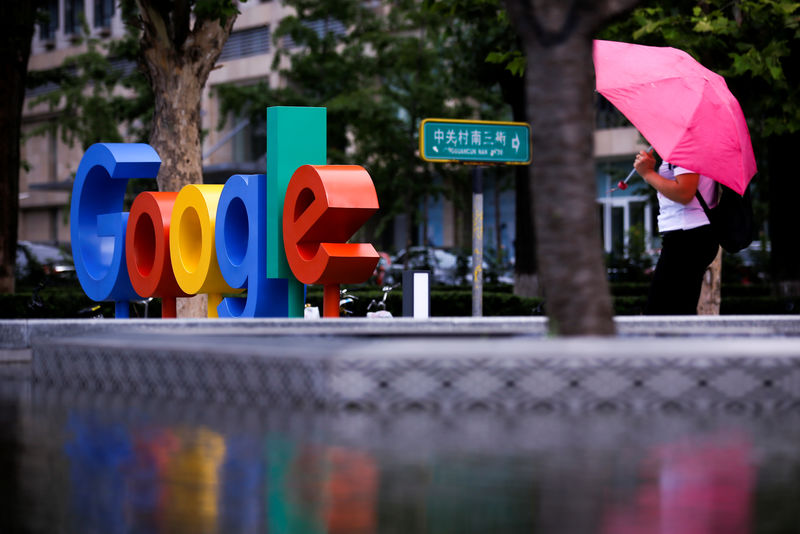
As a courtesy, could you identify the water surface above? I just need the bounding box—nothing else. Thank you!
[3,363,800,533]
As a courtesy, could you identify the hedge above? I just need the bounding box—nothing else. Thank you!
[306,288,543,317]
[0,287,156,319]
[1,284,796,318]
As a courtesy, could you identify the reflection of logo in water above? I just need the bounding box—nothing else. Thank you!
[267,438,378,534]
[64,413,133,533]
[164,426,227,532]
[599,432,753,534]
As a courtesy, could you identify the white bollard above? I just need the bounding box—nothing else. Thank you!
[402,270,430,319]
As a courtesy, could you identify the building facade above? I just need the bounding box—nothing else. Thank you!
[21,0,650,265]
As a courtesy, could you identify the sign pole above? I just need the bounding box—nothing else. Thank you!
[419,118,531,318]
[472,166,483,317]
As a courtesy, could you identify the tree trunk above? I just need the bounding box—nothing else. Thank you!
[513,164,540,297]
[136,1,236,317]
[768,131,800,297]
[501,69,541,298]
[503,0,639,335]
[0,2,40,294]
[697,246,722,315]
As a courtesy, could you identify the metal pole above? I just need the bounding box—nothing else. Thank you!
[472,166,483,317]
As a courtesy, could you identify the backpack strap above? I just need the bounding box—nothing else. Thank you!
[696,178,723,212]
[695,189,711,215]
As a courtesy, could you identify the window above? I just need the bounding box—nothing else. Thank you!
[282,18,346,48]
[94,0,114,29]
[39,0,59,42]
[233,114,266,163]
[65,0,84,35]
[219,26,270,61]
[596,161,654,258]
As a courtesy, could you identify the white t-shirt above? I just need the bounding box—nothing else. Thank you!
[656,162,717,232]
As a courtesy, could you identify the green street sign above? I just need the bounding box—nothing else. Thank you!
[419,118,531,165]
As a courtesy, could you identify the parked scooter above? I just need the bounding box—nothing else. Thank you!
[366,284,396,318]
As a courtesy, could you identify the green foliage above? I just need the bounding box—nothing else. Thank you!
[306,286,544,317]
[0,290,108,318]
[26,0,246,151]
[0,287,163,318]
[216,0,521,243]
[26,19,153,149]
[193,0,241,24]
[485,50,526,76]
[721,295,800,314]
[427,0,523,79]
[2,280,794,317]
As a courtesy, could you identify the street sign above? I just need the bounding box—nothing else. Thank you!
[419,118,531,165]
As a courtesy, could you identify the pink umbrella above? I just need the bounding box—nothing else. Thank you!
[593,39,757,195]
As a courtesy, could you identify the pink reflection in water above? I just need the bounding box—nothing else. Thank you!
[602,433,753,534]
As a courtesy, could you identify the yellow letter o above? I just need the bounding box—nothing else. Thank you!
[169,184,239,316]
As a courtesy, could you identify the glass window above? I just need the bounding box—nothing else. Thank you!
[39,0,59,41]
[219,26,270,62]
[233,115,266,163]
[596,161,654,258]
[65,0,84,35]
[94,0,114,29]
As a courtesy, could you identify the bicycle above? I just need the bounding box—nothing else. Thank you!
[366,284,396,318]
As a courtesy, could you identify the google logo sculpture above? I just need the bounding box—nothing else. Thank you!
[71,107,380,319]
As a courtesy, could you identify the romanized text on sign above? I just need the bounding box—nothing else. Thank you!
[419,118,531,165]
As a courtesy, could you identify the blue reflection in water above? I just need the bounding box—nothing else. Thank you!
[219,434,264,533]
[64,415,229,534]
[64,413,133,534]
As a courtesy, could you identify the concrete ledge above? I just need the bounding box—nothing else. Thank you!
[29,329,800,413]
[3,317,548,349]
[3,315,800,350]
[0,348,31,363]
[616,315,800,337]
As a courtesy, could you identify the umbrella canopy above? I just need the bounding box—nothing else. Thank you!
[593,39,756,195]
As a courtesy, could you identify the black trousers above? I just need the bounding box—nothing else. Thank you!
[646,225,719,315]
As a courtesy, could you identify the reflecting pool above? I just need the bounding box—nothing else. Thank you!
[3,359,800,534]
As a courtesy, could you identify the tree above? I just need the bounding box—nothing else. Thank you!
[125,0,237,194]
[0,1,44,294]
[599,0,800,297]
[27,23,153,150]
[218,0,483,253]
[501,0,640,335]
[26,1,240,315]
[134,0,240,316]
[429,0,540,297]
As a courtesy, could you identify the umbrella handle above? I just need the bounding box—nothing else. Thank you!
[621,166,638,185]
[610,145,652,192]
[622,145,653,185]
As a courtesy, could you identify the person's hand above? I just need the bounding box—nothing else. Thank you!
[633,148,656,177]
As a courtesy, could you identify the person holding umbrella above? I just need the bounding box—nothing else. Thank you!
[594,40,758,314]
[633,149,719,314]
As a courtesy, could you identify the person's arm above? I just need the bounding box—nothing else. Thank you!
[633,149,699,205]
